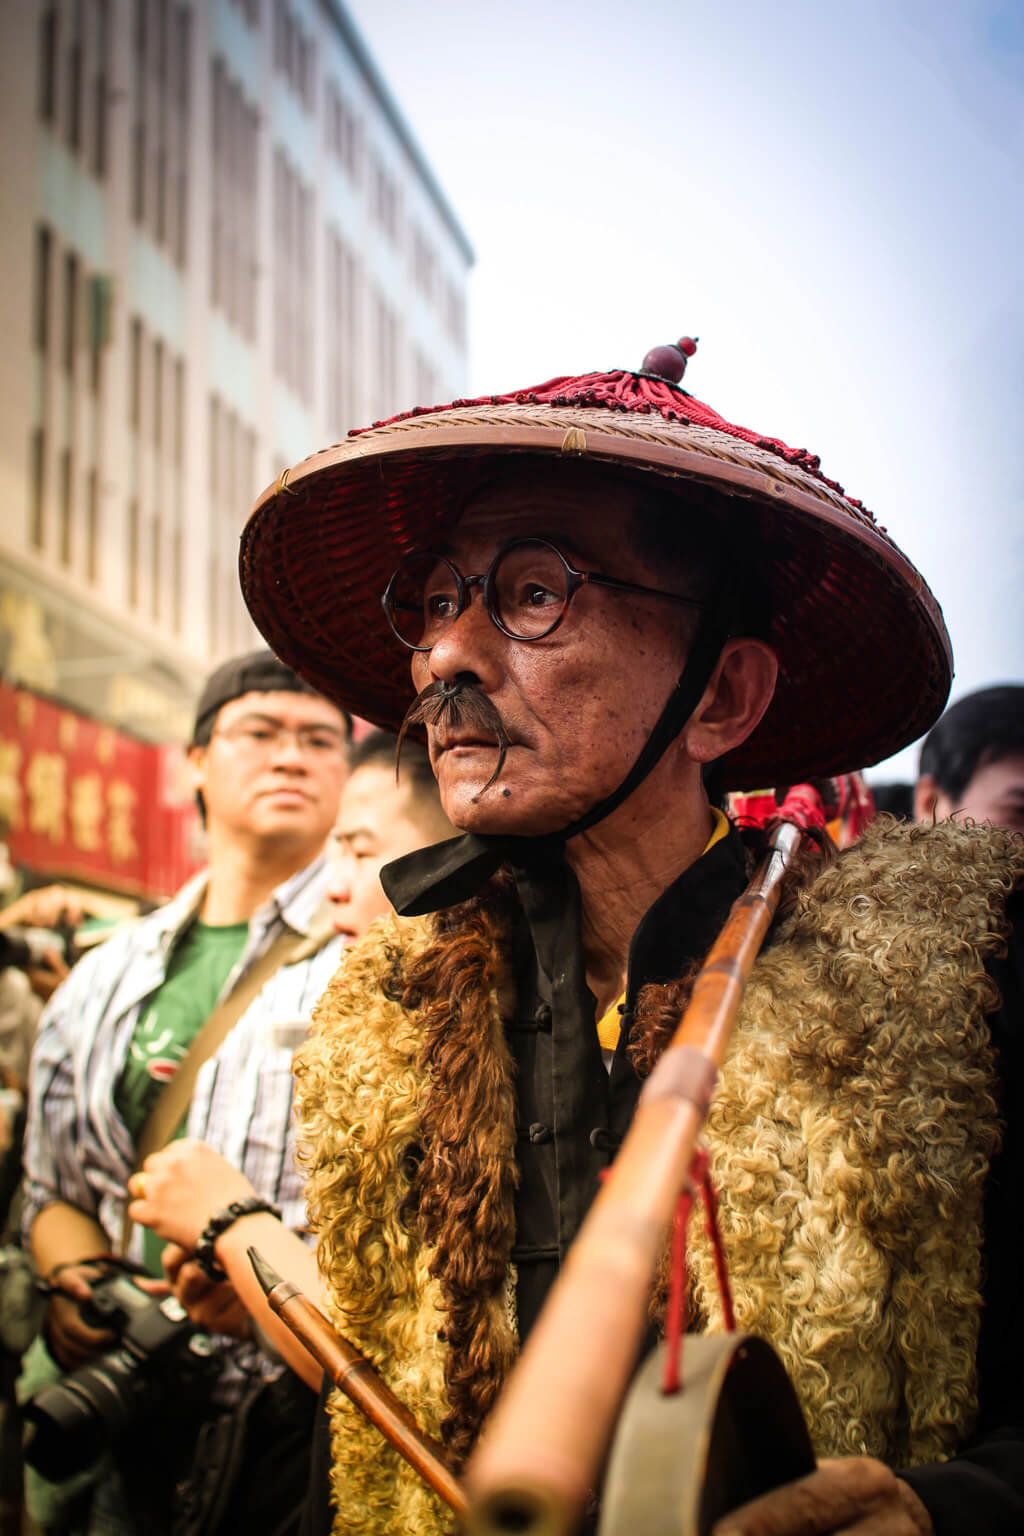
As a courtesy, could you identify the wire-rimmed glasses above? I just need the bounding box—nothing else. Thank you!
[381,537,705,651]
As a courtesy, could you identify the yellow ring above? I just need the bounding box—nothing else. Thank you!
[133,1173,147,1199]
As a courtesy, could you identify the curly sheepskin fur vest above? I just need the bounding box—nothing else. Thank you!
[293,818,1024,1536]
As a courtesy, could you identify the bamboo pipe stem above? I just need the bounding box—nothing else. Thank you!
[247,1248,467,1517]
[462,822,803,1536]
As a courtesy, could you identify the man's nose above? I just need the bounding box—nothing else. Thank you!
[422,584,500,686]
[269,728,308,767]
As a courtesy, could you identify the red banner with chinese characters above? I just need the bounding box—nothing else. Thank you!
[0,682,204,900]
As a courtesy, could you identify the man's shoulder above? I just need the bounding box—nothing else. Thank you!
[794,815,1024,929]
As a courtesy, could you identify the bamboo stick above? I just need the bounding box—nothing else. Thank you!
[247,1247,468,1517]
[462,818,805,1536]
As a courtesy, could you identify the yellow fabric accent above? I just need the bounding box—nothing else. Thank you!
[595,808,730,1052]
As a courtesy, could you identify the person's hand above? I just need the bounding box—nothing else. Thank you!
[162,1242,252,1339]
[44,1262,117,1370]
[126,1138,257,1252]
[26,946,70,1001]
[711,1458,933,1536]
[0,885,85,931]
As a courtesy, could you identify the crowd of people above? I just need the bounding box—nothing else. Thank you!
[0,354,1021,1536]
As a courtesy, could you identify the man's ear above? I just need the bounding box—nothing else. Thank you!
[913,774,952,824]
[186,743,207,797]
[681,638,778,765]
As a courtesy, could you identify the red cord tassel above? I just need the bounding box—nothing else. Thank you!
[660,1148,735,1395]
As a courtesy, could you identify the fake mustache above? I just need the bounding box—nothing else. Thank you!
[397,679,510,799]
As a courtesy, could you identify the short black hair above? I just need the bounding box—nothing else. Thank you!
[191,649,352,748]
[350,730,438,800]
[918,685,1024,801]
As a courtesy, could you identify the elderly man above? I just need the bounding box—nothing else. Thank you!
[240,361,1023,1536]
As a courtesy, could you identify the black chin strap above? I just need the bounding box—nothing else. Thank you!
[381,590,736,918]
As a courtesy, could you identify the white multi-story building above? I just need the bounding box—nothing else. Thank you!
[0,0,473,740]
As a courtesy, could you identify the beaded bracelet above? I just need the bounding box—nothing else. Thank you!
[194,1196,281,1282]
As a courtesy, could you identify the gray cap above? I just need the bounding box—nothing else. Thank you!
[191,649,351,743]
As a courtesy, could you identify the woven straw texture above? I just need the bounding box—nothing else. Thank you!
[239,389,951,788]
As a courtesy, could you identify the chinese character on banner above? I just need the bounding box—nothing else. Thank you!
[70,773,104,852]
[107,779,139,862]
[0,742,23,830]
[26,752,67,843]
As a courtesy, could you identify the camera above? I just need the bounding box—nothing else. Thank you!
[0,922,75,973]
[23,1266,223,1479]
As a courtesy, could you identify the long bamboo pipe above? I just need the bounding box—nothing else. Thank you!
[462,807,814,1536]
[247,1247,468,1517]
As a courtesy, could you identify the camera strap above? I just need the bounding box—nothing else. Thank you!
[120,906,336,1256]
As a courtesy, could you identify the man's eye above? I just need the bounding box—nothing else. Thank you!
[517,581,559,608]
[424,591,458,621]
[303,734,341,752]
[245,727,276,742]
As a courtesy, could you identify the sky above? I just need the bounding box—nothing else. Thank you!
[346,0,1023,782]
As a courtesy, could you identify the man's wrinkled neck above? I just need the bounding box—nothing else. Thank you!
[565,765,714,1020]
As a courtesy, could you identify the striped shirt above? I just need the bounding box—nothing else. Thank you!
[22,856,344,1388]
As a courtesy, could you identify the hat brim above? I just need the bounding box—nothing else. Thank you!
[239,401,951,789]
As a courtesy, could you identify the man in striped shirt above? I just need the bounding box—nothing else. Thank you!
[21,649,351,1534]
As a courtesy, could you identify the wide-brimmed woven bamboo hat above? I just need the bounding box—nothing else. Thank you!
[239,367,952,789]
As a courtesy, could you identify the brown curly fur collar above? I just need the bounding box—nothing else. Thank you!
[293,819,1023,1534]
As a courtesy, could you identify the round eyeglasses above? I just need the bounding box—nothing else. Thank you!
[381,537,705,651]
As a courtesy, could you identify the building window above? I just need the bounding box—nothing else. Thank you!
[172,524,183,632]
[171,359,185,631]
[132,0,191,265]
[325,226,359,436]
[173,357,185,465]
[132,112,146,222]
[31,227,52,550]
[412,226,437,302]
[68,0,84,152]
[273,0,314,111]
[39,5,58,123]
[59,446,73,566]
[152,338,164,450]
[373,290,399,419]
[129,317,143,429]
[30,429,46,550]
[230,0,260,26]
[208,391,257,652]
[63,254,79,377]
[88,276,111,395]
[413,348,438,408]
[86,467,100,584]
[151,508,162,620]
[211,56,259,340]
[128,496,140,608]
[273,147,313,402]
[370,155,401,245]
[325,80,361,181]
[173,6,190,265]
[34,226,53,355]
[92,0,111,177]
[444,279,466,349]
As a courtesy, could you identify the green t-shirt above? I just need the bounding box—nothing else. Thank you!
[114,918,249,1274]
